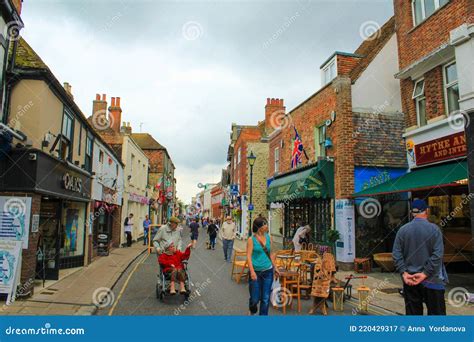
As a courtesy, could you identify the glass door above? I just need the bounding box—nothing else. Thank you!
[36,199,61,280]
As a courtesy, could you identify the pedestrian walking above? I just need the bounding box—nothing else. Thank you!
[143,215,151,246]
[124,213,134,247]
[189,218,199,249]
[207,220,218,250]
[392,199,448,315]
[153,217,183,254]
[246,217,279,316]
[219,216,236,262]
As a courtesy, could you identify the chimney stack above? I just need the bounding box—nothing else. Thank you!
[63,82,73,100]
[108,96,122,132]
[121,121,132,135]
[92,93,107,122]
[265,98,285,133]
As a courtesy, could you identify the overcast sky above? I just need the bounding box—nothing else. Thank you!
[20,0,393,203]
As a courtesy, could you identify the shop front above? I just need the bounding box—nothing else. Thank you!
[354,128,473,269]
[267,160,334,248]
[91,186,120,257]
[0,148,91,281]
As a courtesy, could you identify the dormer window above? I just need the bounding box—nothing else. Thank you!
[321,57,337,86]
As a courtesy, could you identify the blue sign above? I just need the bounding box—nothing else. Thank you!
[230,184,239,195]
[354,167,407,193]
[248,204,254,211]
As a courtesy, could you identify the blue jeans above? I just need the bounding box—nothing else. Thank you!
[222,239,234,262]
[143,228,149,245]
[209,236,216,249]
[248,268,273,316]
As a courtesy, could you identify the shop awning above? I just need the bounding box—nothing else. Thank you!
[267,160,334,203]
[353,160,468,197]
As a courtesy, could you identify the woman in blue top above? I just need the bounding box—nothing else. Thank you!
[246,217,279,315]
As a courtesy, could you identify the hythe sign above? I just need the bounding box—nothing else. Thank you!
[414,131,466,166]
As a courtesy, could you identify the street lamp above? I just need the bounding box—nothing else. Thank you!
[247,151,256,237]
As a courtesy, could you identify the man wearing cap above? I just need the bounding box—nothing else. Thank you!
[153,217,183,254]
[219,216,236,262]
[392,199,447,315]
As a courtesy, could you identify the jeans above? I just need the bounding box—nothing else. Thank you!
[209,236,216,249]
[222,239,234,262]
[403,282,446,315]
[143,228,149,245]
[125,231,132,247]
[248,268,273,316]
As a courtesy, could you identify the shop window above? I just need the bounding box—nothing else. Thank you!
[412,0,449,26]
[60,201,86,259]
[412,78,426,126]
[443,61,460,116]
[274,147,280,174]
[84,133,93,171]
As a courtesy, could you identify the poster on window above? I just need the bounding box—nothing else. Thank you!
[0,196,32,249]
[0,240,22,304]
[64,209,79,253]
[335,199,355,263]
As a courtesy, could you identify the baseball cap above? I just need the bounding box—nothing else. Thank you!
[169,217,181,224]
[412,199,428,213]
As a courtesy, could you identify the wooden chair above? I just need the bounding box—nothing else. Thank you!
[354,257,371,273]
[231,250,248,284]
[277,268,301,314]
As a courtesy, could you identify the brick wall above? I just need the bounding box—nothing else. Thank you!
[394,0,472,71]
[337,55,362,76]
[246,142,269,220]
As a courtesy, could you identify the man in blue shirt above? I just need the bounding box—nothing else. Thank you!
[392,199,447,315]
[143,215,152,246]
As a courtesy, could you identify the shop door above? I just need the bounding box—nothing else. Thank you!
[36,200,61,280]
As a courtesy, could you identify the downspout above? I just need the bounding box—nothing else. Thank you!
[2,38,19,124]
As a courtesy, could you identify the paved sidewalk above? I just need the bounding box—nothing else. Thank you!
[1,244,146,316]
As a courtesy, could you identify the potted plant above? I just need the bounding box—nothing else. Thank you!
[326,229,341,254]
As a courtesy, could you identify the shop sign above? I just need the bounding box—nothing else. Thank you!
[62,173,83,193]
[102,187,118,205]
[408,131,467,167]
[0,240,22,304]
[354,167,406,193]
[129,193,150,205]
[0,196,31,249]
[335,199,355,263]
[97,233,109,256]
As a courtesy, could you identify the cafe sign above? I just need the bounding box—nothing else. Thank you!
[414,131,466,166]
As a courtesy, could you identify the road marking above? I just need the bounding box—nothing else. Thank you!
[108,253,148,316]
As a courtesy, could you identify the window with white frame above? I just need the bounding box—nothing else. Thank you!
[60,111,74,161]
[237,147,241,164]
[274,147,280,174]
[322,58,337,86]
[412,0,449,26]
[412,78,426,126]
[443,61,460,116]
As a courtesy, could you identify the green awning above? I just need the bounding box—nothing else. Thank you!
[353,160,468,197]
[267,160,334,203]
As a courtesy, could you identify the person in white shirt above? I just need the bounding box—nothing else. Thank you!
[124,213,134,247]
[219,216,236,262]
[292,225,311,251]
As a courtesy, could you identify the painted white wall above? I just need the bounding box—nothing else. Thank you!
[352,35,402,114]
[91,139,124,205]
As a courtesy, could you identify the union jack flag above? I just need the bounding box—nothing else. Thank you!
[291,127,304,169]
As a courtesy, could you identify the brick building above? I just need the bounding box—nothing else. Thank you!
[356,0,474,265]
[131,133,176,225]
[267,17,408,263]
[210,185,224,220]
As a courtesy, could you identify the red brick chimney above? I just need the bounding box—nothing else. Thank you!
[265,98,285,133]
[92,93,107,117]
[108,96,122,132]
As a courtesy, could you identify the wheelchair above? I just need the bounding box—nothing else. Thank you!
[156,260,192,302]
